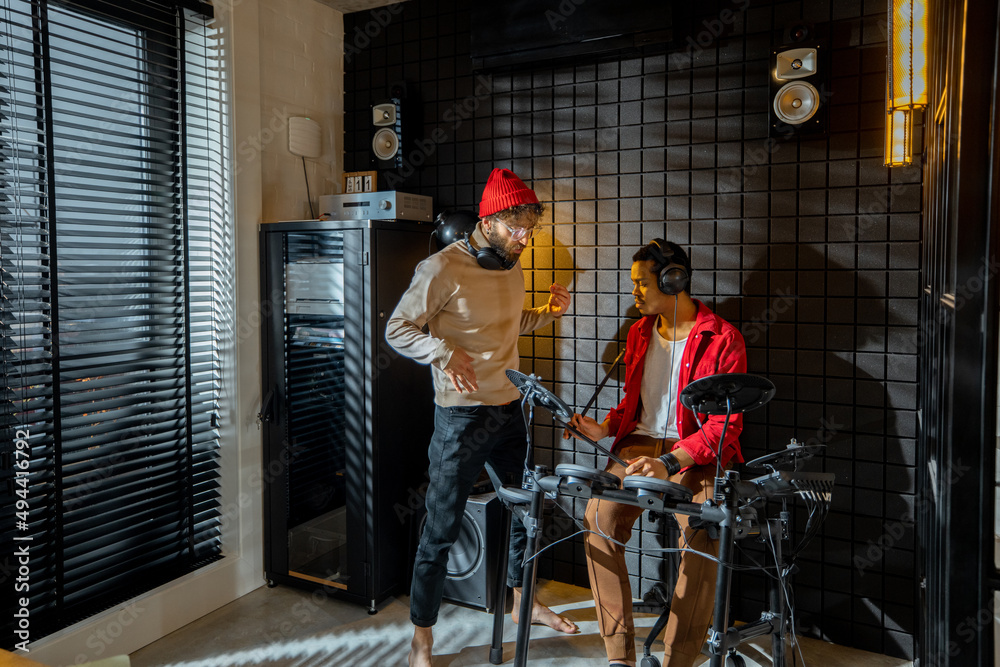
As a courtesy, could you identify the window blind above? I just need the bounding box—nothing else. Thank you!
[0,0,228,642]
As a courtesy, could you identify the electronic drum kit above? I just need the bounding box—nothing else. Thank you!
[490,369,835,667]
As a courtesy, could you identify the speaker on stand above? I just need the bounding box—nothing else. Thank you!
[371,98,403,170]
[414,491,501,612]
[769,44,827,138]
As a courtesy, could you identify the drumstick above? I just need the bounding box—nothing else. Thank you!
[567,347,628,467]
[580,347,627,419]
[560,419,628,467]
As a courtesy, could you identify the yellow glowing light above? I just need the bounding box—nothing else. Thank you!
[889,0,928,109]
[885,108,913,167]
[886,0,927,166]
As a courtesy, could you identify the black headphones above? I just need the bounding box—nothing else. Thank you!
[465,230,515,271]
[646,238,690,295]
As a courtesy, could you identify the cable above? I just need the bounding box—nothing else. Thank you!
[792,504,823,557]
[522,518,740,568]
[735,542,782,583]
[659,294,679,444]
[713,396,732,482]
[526,534,753,569]
[525,495,778,573]
[692,410,722,467]
[302,156,316,219]
[520,396,534,475]
[765,524,808,667]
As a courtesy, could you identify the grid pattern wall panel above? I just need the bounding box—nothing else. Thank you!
[344,0,920,658]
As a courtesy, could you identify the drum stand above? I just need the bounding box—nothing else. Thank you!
[485,386,560,667]
[488,464,560,667]
[488,370,823,667]
[698,471,792,667]
[489,459,703,667]
[488,464,797,667]
[489,497,513,664]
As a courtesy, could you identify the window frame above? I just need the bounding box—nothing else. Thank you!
[1,0,225,644]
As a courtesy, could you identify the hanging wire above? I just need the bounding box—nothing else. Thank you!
[522,492,780,576]
[766,524,808,667]
[302,156,316,219]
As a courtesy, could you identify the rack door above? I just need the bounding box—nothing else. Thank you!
[262,228,366,596]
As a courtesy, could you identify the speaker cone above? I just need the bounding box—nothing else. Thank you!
[773,81,819,124]
[417,511,484,580]
[372,127,399,161]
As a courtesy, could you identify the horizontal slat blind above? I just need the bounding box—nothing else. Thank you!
[1,0,225,644]
[0,0,61,638]
[182,3,227,565]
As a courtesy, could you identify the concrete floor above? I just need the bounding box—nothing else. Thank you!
[130,581,913,667]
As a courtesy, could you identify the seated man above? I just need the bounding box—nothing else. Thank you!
[564,239,747,667]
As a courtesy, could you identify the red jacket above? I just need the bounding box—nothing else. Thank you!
[605,300,747,467]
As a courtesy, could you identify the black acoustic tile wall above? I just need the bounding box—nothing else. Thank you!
[345,0,920,659]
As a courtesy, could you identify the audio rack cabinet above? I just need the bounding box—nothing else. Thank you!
[259,219,434,611]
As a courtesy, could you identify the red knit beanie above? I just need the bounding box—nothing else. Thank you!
[478,168,539,217]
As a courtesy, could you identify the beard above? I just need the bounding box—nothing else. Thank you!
[485,224,523,265]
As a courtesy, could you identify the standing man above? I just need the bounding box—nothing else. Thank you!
[387,168,577,667]
[564,240,747,667]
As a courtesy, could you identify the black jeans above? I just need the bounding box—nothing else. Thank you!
[410,402,529,627]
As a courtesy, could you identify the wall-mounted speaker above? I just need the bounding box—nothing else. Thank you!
[769,44,827,138]
[415,492,500,612]
[371,99,403,169]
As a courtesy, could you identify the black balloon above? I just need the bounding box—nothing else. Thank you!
[432,209,479,251]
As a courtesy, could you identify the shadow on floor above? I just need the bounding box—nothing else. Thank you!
[130,580,912,667]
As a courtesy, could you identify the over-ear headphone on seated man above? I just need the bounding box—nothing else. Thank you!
[465,228,516,271]
[646,238,691,295]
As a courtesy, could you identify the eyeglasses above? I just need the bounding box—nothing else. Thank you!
[494,220,537,241]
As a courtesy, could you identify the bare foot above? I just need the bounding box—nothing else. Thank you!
[511,588,580,634]
[408,625,433,667]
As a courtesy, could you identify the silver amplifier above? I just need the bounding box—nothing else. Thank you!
[318,191,433,222]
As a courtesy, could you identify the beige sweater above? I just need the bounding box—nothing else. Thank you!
[386,225,557,407]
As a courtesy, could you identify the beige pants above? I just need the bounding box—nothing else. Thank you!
[583,434,720,667]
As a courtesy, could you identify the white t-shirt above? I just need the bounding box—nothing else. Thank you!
[633,327,687,439]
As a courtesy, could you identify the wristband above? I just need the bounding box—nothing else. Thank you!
[658,452,681,476]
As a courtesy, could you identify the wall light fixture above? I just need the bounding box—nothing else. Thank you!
[885,0,928,166]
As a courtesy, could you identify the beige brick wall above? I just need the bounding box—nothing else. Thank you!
[258,0,343,221]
